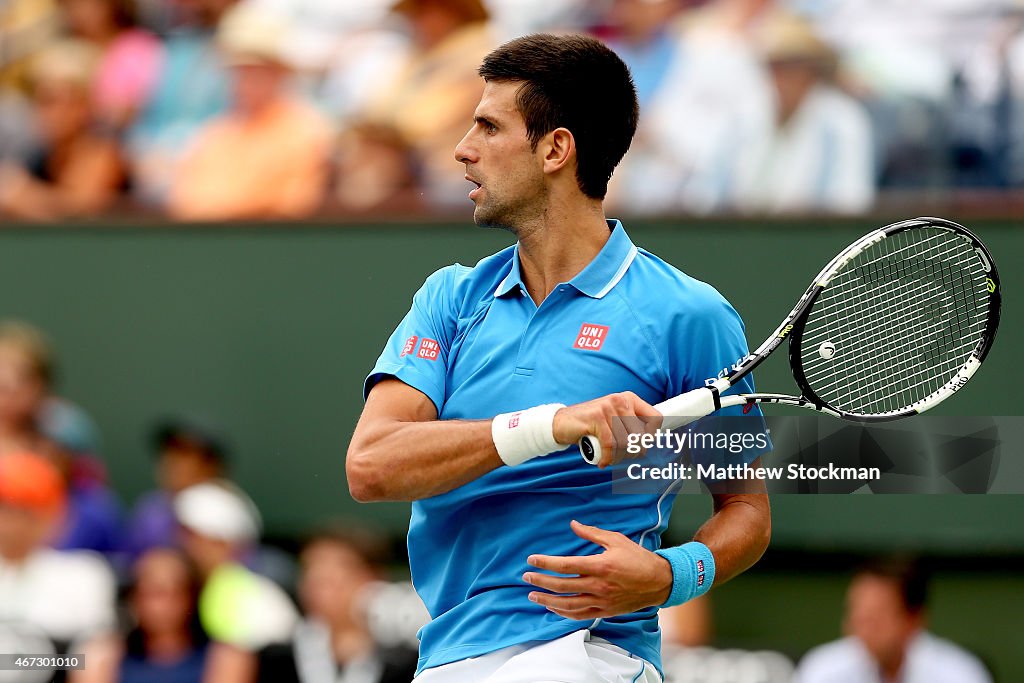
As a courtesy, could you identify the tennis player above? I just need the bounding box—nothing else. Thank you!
[348,34,771,683]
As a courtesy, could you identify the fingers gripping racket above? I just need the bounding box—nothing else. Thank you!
[579,217,1001,465]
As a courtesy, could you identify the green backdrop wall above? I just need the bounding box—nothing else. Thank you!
[1,219,1020,550]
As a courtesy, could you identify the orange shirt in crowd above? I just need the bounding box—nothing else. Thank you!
[168,97,331,220]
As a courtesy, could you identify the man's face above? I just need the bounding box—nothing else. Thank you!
[454,80,547,232]
[844,574,922,667]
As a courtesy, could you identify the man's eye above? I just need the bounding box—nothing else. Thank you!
[485,123,497,134]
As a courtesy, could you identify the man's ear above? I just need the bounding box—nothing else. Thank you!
[539,127,576,176]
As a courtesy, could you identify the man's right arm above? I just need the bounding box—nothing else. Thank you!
[346,378,502,502]
[346,379,660,502]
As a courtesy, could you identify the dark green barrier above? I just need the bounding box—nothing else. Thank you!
[1,219,1020,549]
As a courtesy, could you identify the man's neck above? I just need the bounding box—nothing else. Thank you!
[515,201,610,305]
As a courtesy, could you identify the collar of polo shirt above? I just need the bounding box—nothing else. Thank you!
[493,219,640,300]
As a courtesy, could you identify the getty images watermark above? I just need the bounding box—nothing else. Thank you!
[609,415,1019,495]
[623,429,881,483]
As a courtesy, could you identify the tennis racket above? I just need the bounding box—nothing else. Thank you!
[579,217,1001,465]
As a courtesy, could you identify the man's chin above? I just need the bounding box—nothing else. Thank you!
[472,206,506,230]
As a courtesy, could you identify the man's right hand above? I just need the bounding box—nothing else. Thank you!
[552,392,663,468]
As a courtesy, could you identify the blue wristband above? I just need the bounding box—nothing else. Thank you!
[654,541,716,607]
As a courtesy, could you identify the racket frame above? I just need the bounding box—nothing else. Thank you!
[578,217,1001,465]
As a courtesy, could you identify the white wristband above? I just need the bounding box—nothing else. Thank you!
[491,404,567,467]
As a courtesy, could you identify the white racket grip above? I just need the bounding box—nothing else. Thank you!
[578,387,719,465]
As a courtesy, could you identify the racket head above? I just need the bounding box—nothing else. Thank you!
[788,217,1000,420]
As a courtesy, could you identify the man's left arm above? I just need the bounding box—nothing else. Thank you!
[524,466,770,619]
[694,482,771,585]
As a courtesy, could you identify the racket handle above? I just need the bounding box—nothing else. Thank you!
[579,435,603,465]
[578,387,720,465]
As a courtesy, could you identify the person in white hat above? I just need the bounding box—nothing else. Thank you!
[174,481,299,653]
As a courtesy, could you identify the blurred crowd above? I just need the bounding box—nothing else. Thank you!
[0,319,425,683]
[0,317,997,683]
[3,0,1024,222]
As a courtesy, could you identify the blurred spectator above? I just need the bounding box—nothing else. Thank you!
[0,451,117,651]
[0,321,123,558]
[352,0,495,208]
[125,414,229,560]
[606,0,773,214]
[38,395,105,487]
[333,123,419,213]
[38,388,119,560]
[174,481,299,652]
[167,3,332,220]
[0,90,37,163]
[58,0,164,132]
[245,0,396,72]
[257,527,417,683]
[126,0,234,206]
[74,548,211,683]
[316,25,411,128]
[0,0,60,91]
[994,11,1024,186]
[796,0,1010,189]
[0,321,63,459]
[659,594,712,648]
[735,10,875,214]
[794,557,992,683]
[484,0,596,39]
[0,41,126,220]
[605,0,687,109]
[125,413,298,590]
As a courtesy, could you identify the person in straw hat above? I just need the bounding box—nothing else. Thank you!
[167,3,332,220]
[735,10,876,215]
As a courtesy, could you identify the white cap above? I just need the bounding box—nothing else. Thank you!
[174,481,262,543]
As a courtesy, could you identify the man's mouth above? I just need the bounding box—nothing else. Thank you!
[465,175,483,200]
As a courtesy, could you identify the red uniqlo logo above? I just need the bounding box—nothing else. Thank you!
[508,414,520,429]
[417,338,440,361]
[400,335,419,357]
[575,323,609,351]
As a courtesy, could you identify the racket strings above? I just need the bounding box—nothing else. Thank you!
[826,238,984,413]
[806,239,976,318]
[798,228,991,415]
[820,236,986,413]
[801,252,986,370]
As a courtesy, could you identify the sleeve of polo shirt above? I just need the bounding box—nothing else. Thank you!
[363,266,459,414]
[666,289,772,467]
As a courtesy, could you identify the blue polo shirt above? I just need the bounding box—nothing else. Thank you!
[364,220,766,674]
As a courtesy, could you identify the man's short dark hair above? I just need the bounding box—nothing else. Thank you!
[856,556,930,614]
[478,34,639,200]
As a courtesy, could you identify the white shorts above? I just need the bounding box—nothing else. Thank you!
[414,629,662,683]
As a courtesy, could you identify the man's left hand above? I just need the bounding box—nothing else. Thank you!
[523,520,673,620]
